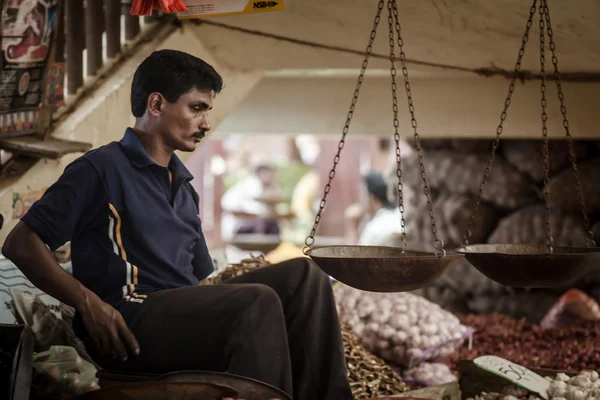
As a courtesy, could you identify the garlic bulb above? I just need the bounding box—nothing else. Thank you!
[402,362,457,386]
[502,385,528,398]
[549,380,567,398]
[580,371,599,383]
[557,373,571,382]
[567,389,586,400]
[468,370,600,400]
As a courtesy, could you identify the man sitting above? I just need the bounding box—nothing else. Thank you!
[2,49,352,400]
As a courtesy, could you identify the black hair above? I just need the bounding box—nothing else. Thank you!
[364,171,395,209]
[255,164,274,174]
[130,49,223,118]
[378,138,391,151]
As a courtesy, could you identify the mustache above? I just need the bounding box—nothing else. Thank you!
[193,129,206,139]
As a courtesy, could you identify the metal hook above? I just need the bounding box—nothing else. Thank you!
[434,239,446,258]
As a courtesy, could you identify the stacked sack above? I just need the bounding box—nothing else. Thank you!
[334,284,472,387]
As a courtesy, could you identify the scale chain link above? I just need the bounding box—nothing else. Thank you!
[462,0,538,248]
[303,0,385,254]
[539,2,553,254]
[387,0,408,250]
[391,0,445,256]
[541,0,596,248]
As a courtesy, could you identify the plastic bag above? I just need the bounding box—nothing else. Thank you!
[32,346,99,399]
[410,326,474,367]
[540,288,600,329]
[11,289,62,347]
[10,290,95,366]
[402,362,457,387]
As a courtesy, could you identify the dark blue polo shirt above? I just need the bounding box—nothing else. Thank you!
[22,128,214,308]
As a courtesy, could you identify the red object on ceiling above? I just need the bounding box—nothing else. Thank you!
[130,0,188,16]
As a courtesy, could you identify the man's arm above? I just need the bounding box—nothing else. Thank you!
[187,184,215,283]
[3,222,91,310]
[192,221,215,283]
[2,159,139,361]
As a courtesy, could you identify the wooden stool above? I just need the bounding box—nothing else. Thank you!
[74,370,290,400]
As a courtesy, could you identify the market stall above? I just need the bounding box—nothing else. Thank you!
[2,0,600,399]
[290,0,600,397]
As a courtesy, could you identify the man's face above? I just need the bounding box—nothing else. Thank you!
[155,88,213,152]
[257,168,276,188]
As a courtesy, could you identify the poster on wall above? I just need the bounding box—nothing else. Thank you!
[177,0,286,19]
[0,0,61,137]
[44,61,65,107]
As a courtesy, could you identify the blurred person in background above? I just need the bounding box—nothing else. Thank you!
[345,170,403,246]
[221,164,282,242]
[290,135,321,232]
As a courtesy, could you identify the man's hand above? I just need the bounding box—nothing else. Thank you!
[3,222,139,363]
[198,278,212,286]
[79,294,140,361]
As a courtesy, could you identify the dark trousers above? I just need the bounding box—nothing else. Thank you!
[81,258,352,400]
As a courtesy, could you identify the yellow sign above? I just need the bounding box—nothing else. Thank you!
[177,0,286,19]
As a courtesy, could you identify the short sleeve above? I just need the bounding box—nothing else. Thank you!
[185,182,214,280]
[21,157,106,251]
[192,224,215,280]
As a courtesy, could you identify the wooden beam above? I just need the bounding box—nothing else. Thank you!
[66,0,85,94]
[85,0,104,76]
[105,0,122,59]
[0,137,92,159]
[214,77,600,140]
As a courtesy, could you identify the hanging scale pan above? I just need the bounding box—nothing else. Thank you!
[458,0,600,288]
[304,0,462,293]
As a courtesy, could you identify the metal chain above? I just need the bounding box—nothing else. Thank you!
[541,0,596,248]
[303,0,385,253]
[538,3,554,254]
[387,0,407,250]
[462,0,538,248]
[391,0,444,256]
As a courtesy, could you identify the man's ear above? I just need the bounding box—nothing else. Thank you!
[147,92,164,116]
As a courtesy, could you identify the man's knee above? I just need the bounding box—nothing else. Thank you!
[238,283,281,308]
[237,284,285,328]
[277,257,330,286]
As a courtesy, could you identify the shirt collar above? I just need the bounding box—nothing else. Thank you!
[120,128,194,180]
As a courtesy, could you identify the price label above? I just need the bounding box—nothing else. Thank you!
[177,0,286,19]
[474,356,550,400]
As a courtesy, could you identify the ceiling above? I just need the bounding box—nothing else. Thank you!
[192,0,600,76]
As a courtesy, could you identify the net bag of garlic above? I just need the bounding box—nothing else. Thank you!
[334,284,473,368]
[467,370,600,400]
[402,362,458,387]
